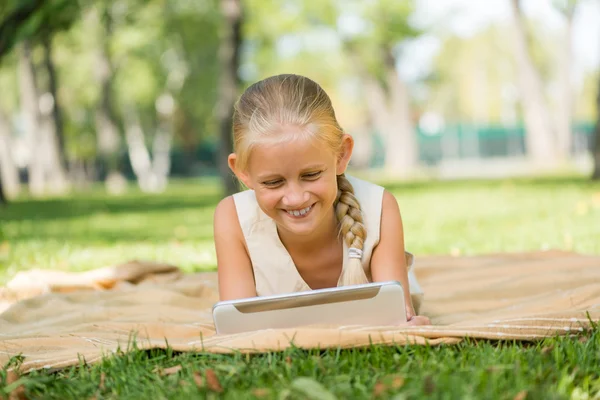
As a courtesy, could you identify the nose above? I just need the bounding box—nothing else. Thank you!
[281,182,310,208]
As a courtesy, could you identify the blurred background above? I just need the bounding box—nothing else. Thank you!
[0,0,599,201]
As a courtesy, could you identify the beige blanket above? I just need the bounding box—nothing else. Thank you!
[1,251,599,373]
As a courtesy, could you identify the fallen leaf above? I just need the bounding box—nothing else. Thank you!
[372,381,387,397]
[8,385,27,400]
[578,336,589,343]
[424,375,435,395]
[513,390,527,400]
[6,370,19,385]
[387,375,404,389]
[285,356,292,365]
[193,372,204,388]
[6,370,27,400]
[373,375,404,397]
[99,372,106,390]
[205,369,223,393]
[541,346,554,355]
[161,365,183,376]
[252,388,270,398]
[291,377,337,400]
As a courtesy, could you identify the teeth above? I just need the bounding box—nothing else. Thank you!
[288,205,311,216]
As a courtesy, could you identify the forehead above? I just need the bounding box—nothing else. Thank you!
[247,134,336,176]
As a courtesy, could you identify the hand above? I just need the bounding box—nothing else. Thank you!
[406,315,432,326]
[405,303,431,326]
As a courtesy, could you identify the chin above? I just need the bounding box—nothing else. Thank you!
[275,208,321,236]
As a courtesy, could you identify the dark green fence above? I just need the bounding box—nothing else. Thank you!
[108,121,596,179]
[370,121,595,168]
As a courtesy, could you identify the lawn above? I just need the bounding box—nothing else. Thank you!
[1,175,600,399]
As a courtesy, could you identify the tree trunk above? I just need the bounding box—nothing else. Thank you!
[93,5,122,185]
[124,103,173,193]
[592,74,600,180]
[0,111,20,202]
[348,45,418,176]
[19,40,69,197]
[383,49,418,174]
[556,5,576,162]
[18,41,45,196]
[42,34,68,172]
[510,0,557,166]
[217,0,243,197]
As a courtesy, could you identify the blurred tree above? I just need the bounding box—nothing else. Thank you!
[0,110,19,203]
[42,34,68,171]
[18,40,69,196]
[0,0,45,58]
[217,0,243,196]
[553,0,579,162]
[510,0,557,166]
[593,74,600,180]
[0,54,20,202]
[162,0,220,173]
[430,26,518,125]
[268,0,421,175]
[337,0,421,175]
[0,0,81,196]
[112,0,221,192]
[90,1,123,191]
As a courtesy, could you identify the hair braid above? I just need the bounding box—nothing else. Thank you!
[336,174,369,286]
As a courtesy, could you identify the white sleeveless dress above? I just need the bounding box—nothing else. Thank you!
[232,174,424,312]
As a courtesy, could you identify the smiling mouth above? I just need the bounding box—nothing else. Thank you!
[285,204,314,217]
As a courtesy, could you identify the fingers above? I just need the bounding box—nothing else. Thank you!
[405,304,415,321]
[406,316,432,326]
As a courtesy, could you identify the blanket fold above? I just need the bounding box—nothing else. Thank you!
[1,250,599,373]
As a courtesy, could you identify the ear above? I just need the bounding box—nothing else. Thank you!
[336,134,354,174]
[228,153,253,189]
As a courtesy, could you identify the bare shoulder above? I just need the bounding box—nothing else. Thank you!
[213,196,242,237]
[378,189,404,243]
[381,189,402,218]
[214,195,236,219]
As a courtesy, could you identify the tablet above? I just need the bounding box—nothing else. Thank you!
[212,281,406,334]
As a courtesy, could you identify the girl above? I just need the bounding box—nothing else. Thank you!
[213,74,430,325]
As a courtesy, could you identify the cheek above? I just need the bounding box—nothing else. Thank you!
[255,189,281,210]
[311,178,338,203]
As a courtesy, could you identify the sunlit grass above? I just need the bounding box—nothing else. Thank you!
[4,328,599,399]
[1,175,599,398]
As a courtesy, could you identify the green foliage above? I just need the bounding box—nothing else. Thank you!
[338,0,421,79]
[0,52,18,111]
[0,0,81,60]
[0,0,224,162]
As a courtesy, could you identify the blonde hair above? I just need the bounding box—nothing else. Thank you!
[232,74,369,286]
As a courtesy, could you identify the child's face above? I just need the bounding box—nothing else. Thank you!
[233,126,353,237]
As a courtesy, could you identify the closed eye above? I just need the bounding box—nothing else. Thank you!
[262,179,283,187]
[303,171,322,180]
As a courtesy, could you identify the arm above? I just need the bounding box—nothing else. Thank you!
[370,190,430,325]
[213,196,258,301]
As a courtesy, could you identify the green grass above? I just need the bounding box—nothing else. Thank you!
[1,175,600,399]
[3,331,600,400]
